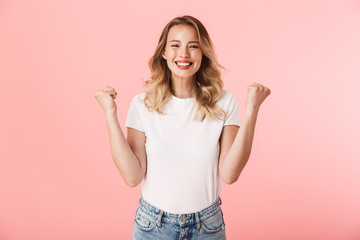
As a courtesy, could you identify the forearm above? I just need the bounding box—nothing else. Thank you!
[105,112,143,186]
[221,108,259,183]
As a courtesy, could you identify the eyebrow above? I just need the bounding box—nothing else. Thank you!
[169,40,200,44]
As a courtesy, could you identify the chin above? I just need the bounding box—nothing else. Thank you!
[176,74,196,79]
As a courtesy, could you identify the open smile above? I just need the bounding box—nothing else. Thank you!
[175,61,193,69]
[175,61,193,66]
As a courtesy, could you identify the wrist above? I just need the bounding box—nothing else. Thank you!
[244,107,259,120]
[244,106,259,118]
[105,110,118,120]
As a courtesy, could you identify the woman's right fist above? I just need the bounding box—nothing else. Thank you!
[94,85,118,114]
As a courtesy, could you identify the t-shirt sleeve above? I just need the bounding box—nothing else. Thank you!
[224,92,241,127]
[124,94,145,132]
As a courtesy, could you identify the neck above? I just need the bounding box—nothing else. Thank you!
[171,76,195,98]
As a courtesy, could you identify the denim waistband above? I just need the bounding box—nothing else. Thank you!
[138,195,222,228]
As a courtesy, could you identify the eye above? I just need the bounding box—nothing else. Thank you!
[189,45,199,49]
[170,44,180,48]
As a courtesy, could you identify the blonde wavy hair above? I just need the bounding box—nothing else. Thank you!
[144,15,225,121]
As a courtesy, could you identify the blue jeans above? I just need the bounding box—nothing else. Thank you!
[132,196,226,240]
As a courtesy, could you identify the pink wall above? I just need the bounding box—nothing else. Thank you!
[1,0,359,239]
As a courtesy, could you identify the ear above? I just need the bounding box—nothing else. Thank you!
[162,50,167,60]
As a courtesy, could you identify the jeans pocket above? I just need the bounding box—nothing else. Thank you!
[134,206,157,232]
[201,208,225,233]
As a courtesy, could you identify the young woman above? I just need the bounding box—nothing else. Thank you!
[94,15,270,240]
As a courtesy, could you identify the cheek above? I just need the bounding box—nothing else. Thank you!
[192,51,202,62]
[195,56,202,66]
[166,49,176,59]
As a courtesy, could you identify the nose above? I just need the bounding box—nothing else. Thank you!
[179,46,189,58]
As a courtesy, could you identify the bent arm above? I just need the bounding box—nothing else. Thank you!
[219,109,258,184]
[105,112,146,187]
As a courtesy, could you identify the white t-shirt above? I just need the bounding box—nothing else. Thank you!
[125,90,240,214]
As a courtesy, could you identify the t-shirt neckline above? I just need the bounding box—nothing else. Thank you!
[171,94,195,103]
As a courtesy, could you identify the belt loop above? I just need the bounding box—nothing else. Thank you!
[195,212,201,230]
[219,197,222,205]
[157,211,164,227]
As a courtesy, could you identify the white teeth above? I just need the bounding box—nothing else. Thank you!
[176,62,191,66]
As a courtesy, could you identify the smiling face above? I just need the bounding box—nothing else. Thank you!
[162,24,202,82]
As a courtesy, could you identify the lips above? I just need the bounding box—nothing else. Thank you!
[175,61,193,67]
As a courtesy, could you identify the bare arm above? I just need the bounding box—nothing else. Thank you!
[105,113,146,187]
[95,86,146,187]
[219,83,271,184]
[219,111,258,184]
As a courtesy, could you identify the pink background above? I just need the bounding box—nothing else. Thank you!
[1,0,360,239]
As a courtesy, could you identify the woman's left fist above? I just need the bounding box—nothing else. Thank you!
[245,83,271,111]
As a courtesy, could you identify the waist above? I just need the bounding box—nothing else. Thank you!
[138,195,223,226]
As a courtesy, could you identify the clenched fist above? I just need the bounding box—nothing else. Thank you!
[245,83,271,111]
[94,85,118,114]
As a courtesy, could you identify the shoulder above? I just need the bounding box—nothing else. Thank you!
[128,92,147,113]
[222,90,237,100]
[129,93,146,109]
[217,90,238,107]
[130,92,146,103]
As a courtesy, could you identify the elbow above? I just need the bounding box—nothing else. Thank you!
[124,175,143,188]
[125,178,141,188]
[220,163,239,184]
[220,173,239,185]
[126,182,140,188]
[222,177,239,185]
